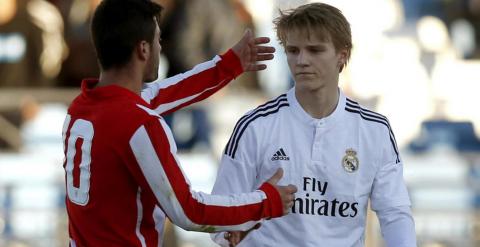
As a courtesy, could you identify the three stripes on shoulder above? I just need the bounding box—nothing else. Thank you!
[224,94,289,159]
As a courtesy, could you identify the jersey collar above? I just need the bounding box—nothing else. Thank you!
[286,87,346,128]
[80,79,150,107]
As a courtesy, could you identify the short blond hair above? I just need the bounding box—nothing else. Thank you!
[274,3,352,62]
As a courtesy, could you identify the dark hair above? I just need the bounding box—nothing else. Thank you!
[91,0,162,70]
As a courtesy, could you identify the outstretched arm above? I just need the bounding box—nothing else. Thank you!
[128,115,295,232]
[141,29,275,115]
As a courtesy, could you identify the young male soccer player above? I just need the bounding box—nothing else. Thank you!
[211,3,416,247]
[61,0,297,246]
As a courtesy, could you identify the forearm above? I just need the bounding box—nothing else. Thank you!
[377,206,417,247]
[173,183,280,232]
[130,119,281,232]
[142,50,243,115]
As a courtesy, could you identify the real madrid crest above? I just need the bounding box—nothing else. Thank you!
[342,148,359,173]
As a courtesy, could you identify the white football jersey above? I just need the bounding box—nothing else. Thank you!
[212,88,411,246]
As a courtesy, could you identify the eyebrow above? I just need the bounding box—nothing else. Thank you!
[286,44,326,48]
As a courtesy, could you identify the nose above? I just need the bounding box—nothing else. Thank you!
[296,50,308,66]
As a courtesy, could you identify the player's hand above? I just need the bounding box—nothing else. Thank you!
[231,29,275,72]
[266,168,297,215]
[224,223,261,247]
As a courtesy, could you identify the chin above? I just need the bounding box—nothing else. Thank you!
[295,80,324,92]
[144,73,158,83]
[296,78,318,86]
[144,78,154,83]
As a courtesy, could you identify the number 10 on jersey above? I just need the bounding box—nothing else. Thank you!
[62,114,94,206]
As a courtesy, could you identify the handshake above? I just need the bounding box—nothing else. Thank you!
[224,168,297,246]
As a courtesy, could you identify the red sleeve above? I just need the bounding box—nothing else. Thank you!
[128,116,283,231]
[143,49,243,115]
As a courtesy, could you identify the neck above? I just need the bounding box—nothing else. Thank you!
[98,66,143,95]
[295,86,339,119]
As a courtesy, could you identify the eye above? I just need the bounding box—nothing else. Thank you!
[309,47,324,53]
[286,47,299,54]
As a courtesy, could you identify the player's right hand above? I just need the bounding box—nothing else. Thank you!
[266,168,297,215]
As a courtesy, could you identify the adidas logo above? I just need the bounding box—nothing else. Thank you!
[271,148,290,161]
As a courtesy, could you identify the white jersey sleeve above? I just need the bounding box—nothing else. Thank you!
[370,123,411,211]
[370,160,411,210]
[377,206,417,247]
[370,121,416,245]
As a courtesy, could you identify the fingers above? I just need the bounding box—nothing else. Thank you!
[274,183,298,215]
[266,168,284,185]
[255,46,275,54]
[286,184,298,194]
[225,231,242,246]
[253,36,270,45]
[255,54,274,61]
[285,185,296,214]
[231,232,241,246]
[225,223,262,246]
[244,64,267,72]
[244,46,274,71]
[284,198,294,214]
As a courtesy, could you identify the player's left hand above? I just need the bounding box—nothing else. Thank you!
[231,29,275,72]
[224,223,261,246]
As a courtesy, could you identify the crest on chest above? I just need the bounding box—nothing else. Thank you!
[342,148,359,173]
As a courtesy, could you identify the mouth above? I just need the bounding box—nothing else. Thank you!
[296,72,315,76]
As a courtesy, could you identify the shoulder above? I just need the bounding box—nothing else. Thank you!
[343,97,392,135]
[343,97,401,163]
[241,94,289,125]
[224,94,289,159]
[234,93,289,132]
[128,104,164,130]
[103,102,162,132]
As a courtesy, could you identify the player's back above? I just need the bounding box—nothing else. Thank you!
[62,80,161,246]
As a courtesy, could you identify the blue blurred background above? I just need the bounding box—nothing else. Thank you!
[1,0,480,246]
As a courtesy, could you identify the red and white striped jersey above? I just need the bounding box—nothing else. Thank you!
[62,50,283,247]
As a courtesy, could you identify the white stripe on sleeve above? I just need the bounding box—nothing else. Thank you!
[130,125,191,229]
[135,187,147,247]
[153,206,165,247]
[141,55,222,104]
[156,119,267,207]
[129,121,263,232]
[151,80,226,114]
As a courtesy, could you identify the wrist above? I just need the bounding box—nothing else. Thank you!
[220,49,244,77]
[259,182,283,218]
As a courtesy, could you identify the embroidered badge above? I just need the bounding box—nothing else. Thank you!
[342,148,359,173]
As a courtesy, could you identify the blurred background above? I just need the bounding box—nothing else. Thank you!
[1,0,480,246]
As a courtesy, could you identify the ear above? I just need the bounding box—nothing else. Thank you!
[337,48,348,72]
[136,41,150,61]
